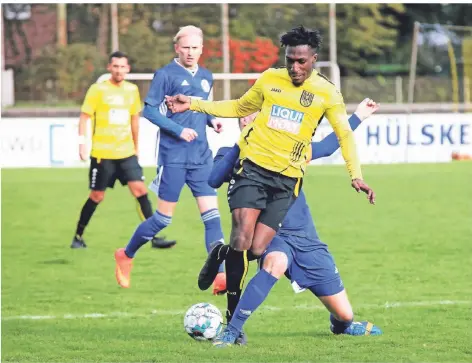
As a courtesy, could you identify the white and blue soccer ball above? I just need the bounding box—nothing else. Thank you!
[184,303,223,341]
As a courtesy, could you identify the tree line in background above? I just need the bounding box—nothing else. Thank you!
[3,3,472,104]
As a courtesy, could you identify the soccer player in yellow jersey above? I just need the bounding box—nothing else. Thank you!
[166,26,375,326]
[71,51,175,249]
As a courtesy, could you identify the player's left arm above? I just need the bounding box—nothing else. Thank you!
[208,144,240,188]
[324,91,362,179]
[311,98,379,160]
[130,87,143,156]
[325,92,375,204]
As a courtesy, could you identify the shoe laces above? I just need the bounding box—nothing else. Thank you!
[346,322,365,335]
[216,327,238,344]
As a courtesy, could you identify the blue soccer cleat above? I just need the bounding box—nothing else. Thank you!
[331,321,382,336]
[212,327,247,348]
[235,330,248,346]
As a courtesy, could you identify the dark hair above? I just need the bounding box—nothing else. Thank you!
[108,51,129,63]
[280,25,322,52]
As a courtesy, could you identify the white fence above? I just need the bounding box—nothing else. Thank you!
[0,113,470,168]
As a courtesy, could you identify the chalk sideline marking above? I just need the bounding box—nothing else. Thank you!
[2,300,470,321]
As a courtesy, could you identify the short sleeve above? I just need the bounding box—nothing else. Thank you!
[81,84,99,115]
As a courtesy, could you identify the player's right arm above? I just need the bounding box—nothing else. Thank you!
[144,70,197,142]
[78,84,99,161]
[166,73,266,117]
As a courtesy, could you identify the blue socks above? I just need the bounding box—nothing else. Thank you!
[228,269,278,334]
[125,211,171,258]
[330,313,353,334]
[201,209,224,273]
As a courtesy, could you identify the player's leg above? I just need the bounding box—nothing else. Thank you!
[197,160,280,292]
[125,165,184,256]
[197,182,264,292]
[71,157,113,248]
[120,156,176,248]
[202,164,268,309]
[196,195,226,294]
[199,161,294,321]
[199,162,294,317]
[226,210,292,323]
[224,206,262,321]
[114,166,185,288]
[214,238,291,347]
[188,165,226,295]
[307,249,382,336]
[316,289,381,336]
[216,240,293,347]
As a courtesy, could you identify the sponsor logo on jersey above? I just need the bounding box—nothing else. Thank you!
[105,95,125,106]
[271,87,281,93]
[268,105,304,134]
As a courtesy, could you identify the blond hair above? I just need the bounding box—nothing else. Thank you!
[173,25,203,44]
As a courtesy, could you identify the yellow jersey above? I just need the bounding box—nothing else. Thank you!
[81,80,142,159]
[190,68,362,180]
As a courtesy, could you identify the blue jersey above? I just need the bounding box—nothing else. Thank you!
[278,190,327,250]
[145,60,215,168]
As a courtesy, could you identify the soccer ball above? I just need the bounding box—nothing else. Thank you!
[184,303,223,341]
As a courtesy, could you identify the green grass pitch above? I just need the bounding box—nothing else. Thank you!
[2,162,471,362]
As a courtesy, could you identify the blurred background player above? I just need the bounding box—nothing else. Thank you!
[166,25,375,325]
[206,99,381,347]
[71,51,175,249]
[114,26,226,293]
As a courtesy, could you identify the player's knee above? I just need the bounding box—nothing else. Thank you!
[129,182,147,198]
[230,224,251,251]
[250,245,267,256]
[231,232,252,251]
[89,191,105,203]
[262,252,287,279]
[332,307,354,322]
[149,211,172,230]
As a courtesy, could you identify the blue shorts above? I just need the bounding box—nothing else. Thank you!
[149,165,217,202]
[261,234,344,297]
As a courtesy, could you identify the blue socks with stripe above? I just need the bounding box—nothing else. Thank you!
[201,208,224,273]
[330,314,353,334]
[125,211,171,258]
[228,269,278,334]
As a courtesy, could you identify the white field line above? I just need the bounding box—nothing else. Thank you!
[2,300,471,322]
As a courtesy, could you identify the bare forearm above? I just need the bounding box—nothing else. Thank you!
[78,112,89,137]
[131,115,139,152]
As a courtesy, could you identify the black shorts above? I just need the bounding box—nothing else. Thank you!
[89,155,144,191]
[227,159,300,231]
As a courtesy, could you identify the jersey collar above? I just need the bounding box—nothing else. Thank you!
[106,79,125,88]
[174,58,199,77]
